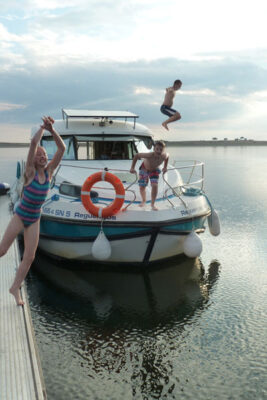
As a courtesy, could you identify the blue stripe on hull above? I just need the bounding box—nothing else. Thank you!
[161,217,206,232]
[40,219,148,238]
[40,216,207,239]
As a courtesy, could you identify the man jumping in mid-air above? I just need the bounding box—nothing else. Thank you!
[160,79,182,130]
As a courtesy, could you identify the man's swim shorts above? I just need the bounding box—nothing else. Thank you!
[138,163,161,187]
[160,104,177,117]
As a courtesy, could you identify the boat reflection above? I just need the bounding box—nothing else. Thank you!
[31,252,221,327]
[29,253,221,399]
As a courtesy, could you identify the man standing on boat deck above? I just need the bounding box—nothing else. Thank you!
[130,140,169,211]
[160,80,182,130]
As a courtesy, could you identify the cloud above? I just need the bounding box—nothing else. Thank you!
[181,89,216,97]
[240,90,267,119]
[0,57,266,131]
[134,87,153,95]
[0,0,74,13]
[2,0,267,69]
[0,102,26,111]
[1,1,267,140]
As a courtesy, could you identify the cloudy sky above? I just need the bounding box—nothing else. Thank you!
[1,0,267,141]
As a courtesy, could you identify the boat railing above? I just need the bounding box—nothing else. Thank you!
[52,163,138,210]
[162,160,204,208]
[52,160,204,210]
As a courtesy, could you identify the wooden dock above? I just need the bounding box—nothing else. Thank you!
[0,195,46,399]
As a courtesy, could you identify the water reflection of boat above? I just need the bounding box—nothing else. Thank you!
[31,251,220,325]
[28,254,221,399]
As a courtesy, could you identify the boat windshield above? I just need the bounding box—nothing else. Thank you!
[41,135,153,160]
[41,136,75,160]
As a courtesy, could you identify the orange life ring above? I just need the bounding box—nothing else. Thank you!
[81,171,125,218]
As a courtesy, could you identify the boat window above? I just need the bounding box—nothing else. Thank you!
[76,141,95,160]
[75,140,136,160]
[134,137,153,153]
[75,135,136,141]
[41,137,75,160]
[59,182,81,197]
[41,134,153,160]
[59,182,99,200]
[127,141,135,159]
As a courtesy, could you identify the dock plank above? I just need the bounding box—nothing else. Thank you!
[0,195,46,400]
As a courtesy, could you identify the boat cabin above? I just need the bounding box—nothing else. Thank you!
[38,109,154,161]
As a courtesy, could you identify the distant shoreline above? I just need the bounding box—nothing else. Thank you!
[1,140,267,148]
[0,142,28,147]
[165,140,267,146]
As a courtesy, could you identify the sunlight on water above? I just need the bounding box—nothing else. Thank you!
[1,146,267,399]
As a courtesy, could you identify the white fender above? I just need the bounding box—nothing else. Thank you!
[92,229,112,260]
[208,209,220,236]
[183,231,203,258]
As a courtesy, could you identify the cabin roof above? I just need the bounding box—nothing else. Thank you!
[31,118,153,137]
[62,109,139,119]
[31,112,153,138]
[62,109,139,129]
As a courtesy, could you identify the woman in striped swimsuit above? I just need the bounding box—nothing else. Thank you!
[0,116,66,305]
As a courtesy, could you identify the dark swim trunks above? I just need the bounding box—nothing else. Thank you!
[160,104,177,117]
[138,162,161,187]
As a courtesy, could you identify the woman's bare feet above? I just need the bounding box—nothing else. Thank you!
[151,205,158,211]
[9,287,24,306]
[139,202,146,208]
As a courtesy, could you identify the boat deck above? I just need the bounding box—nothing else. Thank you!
[0,195,46,399]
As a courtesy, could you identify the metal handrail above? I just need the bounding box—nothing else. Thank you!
[187,160,197,184]
[54,161,204,185]
[51,163,137,187]
[162,174,185,209]
[122,172,138,211]
[51,164,138,210]
[172,159,204,191]
[162,161,204,209]
[51,161,204,211]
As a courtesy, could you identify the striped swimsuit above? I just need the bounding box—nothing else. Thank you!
[15,170,50,227]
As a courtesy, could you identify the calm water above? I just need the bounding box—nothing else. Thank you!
[1,146,267,400]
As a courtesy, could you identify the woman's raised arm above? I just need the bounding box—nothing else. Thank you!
[24,121,46,180]
[43,116,66,178]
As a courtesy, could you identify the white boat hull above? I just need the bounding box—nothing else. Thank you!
[38,233,187,264]
[37,204,208,265]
